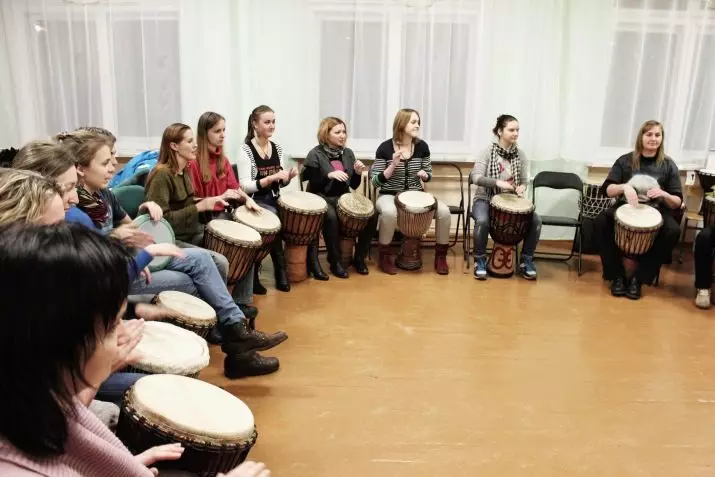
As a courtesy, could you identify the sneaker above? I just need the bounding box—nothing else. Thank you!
[473,255,487,280]
[695,289,711,309]
[518,255,537,280]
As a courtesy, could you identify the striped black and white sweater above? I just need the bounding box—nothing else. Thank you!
[370,139,433,194]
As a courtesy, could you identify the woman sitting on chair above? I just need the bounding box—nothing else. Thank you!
[303,117,376,278]
[469,114,542,281]
[0,222,272,477]
[597,119,682,300]
[370,108,450,275]
[236,105,299,293]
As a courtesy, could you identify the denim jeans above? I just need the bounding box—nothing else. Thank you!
[471,199,542,257]
[96,372,145,404]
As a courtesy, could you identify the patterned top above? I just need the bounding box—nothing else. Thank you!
[236,140,287,200]
[370,139,433,194]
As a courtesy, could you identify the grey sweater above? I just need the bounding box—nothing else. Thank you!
[469,145,530,202]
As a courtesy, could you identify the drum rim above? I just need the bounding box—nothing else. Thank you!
[614,204,663,230]
[207,219,262,246]
[394,190,436,212]
[233,206,282,232]
[490,193,535,214]
[124,376,257,444]
[133,214,175,271]
[697,169,715,176]
[337,193,375,219]
[132,321,210,375]
[156,291,217,323]
[277,190,328,213]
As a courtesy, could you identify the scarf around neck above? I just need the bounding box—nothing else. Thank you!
[77,186,109,227]
[322,144,344,160]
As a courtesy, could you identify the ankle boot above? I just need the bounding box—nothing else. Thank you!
[330,262,349,278]
[434,243,449,275]
[224,352,279,379]
[353,239,370,275]
[253,265,267,295]
[378,244,398,275]
[220,320,288,355]
[270,242,290,292]
[307,241,329,281]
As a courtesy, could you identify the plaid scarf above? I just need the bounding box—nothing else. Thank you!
[487,142,521,197]
[322,145,343,160]
[77,186,109,227]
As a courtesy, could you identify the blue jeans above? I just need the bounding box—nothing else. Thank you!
[472,199,542,257]
[96,372,145,404]
[131,247,247,331]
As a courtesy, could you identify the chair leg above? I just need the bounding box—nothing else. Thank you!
[577,225,583,277]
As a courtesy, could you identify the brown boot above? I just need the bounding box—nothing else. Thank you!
[434,243,449,275]
[378,244,398,275]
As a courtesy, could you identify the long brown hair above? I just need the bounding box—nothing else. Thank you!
[317,117,347,146]
[633,120,666,170]
[196,111,226,183]
[244,105,274,143]
[13,140,76,179]
[54,130,111,169]
[146,123,192,187]
[392,108,420,145]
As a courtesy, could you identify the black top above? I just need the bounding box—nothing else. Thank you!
[303,146,362,197]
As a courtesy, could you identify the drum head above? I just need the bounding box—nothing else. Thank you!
[338,193,374,218]
[278,190,327,212]
[133,215,175,272]
[396,191,435,213]
[128,374,255,442]
[491,193,534,213]
[207,219,261,246]
[615,204,663,229]
[157,291,215,323]
[133,321,209,376]
[233,205,281,233]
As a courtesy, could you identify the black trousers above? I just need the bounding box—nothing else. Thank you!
[695,225,715,289]
[597,206,680,284]
[322,196,378,265]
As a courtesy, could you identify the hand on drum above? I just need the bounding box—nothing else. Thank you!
[646,188,667,200]
[134,442,185,475]
[145,243,185,259]
[112,318,145,372]
[354,160,366,175]
[496,180,515,192]
[198,196,230,212]
[417,170,429,181]
[515,184,526,197]
[245,197,263,213]
[138,201,163,221]
[328,170,349,182]
[222,189,241,202]
[113,223,155,249]
[218,461,271,477]
[623,184,639,206]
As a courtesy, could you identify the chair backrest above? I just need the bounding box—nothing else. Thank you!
[532,171,583,192]
[113,185,146,219]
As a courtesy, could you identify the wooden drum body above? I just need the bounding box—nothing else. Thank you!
[614,204,663,258]
[394,191,437,271]
[204,220,261,284]
[337,193,375,267]
[277,191,327,283]
[117,374,257,477]
[233,206,282,264]
[488,194,535,278]
[152,291,217,339]
[125,321,210,378]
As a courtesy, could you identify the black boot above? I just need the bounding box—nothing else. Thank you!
[238,304,258,330]
[307,242,329,281]
[330,262,349,278]
[352,237,370,275]
[626,276,642,300]
[610,277,627,297]
[224,352,279,379]
[253,265,267,295]
[220,321,288,355]
[270,242,290,292]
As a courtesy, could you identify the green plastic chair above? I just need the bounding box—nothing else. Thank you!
[112,185,146,219]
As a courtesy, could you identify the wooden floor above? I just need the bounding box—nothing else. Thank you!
[202,246,715,477]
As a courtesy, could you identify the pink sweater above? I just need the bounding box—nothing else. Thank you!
[0,402,153,476]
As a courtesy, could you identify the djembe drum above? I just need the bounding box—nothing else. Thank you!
[698,169,715,214]
[204,220,262,284]
[152,290,217,339]
[394,191,437,270]
[117,374,257,477]
[125,321,210,378]
[488,193,535,278]
[233,205,282,265]
[337,193,375,268]
[277,191,327,283]
[614,203,663,258]
[578,181,613,254]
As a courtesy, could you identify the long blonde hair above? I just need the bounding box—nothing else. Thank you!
[0,168,61,226]
[633,120,666,170]
[392,108,420,145]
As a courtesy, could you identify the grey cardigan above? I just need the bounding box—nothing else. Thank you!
[303,146,362,197]
[469,146,530,202]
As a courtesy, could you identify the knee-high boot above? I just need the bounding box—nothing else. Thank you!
[270,241,290,292]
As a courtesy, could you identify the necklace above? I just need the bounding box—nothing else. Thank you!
[253,138,271,159]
